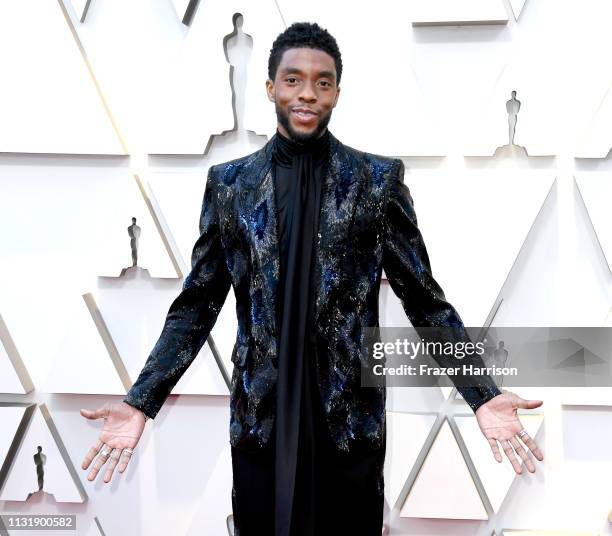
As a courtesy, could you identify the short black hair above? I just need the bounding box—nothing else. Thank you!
[268,22,343,85]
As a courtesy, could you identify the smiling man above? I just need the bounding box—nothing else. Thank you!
[270,48,337,142]
[81,22,544,536]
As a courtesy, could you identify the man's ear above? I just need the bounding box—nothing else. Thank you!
[266,79,275,102]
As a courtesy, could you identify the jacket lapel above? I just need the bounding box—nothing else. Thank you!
[313,134,365,327]
[244,145,277,278]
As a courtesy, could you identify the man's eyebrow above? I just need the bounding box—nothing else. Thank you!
[318,70,336,79]
[280,67,336,79]
[279,67,302,76]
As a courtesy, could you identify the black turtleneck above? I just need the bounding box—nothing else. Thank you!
[271,127,330,536]
[271,127,330,333]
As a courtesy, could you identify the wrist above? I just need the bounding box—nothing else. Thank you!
[123,398,151,422]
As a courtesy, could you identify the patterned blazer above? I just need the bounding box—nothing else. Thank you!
[123,131,501,453]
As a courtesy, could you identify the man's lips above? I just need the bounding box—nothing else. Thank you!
[291,108,318,124]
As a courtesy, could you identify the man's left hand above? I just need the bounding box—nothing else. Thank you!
[475,389,544,474]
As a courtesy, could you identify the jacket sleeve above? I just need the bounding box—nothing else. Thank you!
[382,159,502,413]
[123,166,232,419]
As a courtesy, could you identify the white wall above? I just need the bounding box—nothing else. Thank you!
[1,1,611,535]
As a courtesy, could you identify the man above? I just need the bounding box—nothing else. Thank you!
[80,22,544,536]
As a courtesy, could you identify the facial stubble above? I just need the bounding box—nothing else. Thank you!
[275,101,333,144]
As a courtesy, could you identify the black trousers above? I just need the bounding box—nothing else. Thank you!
[230,438,384,536]
[230,355,385,536]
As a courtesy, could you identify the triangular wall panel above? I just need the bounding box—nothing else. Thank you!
[0,404,87,503]
[454,412,544,512]
[409,0,508,26]
[576,78,612,158]
[68,0,91,22]
[0,404,33,492]
[0,315,33,394]
[85,517,107,536]
[509,0,528,20]
[95,274,230,395]
[43,295,126,395]
[405,173,554,326]
[0,1,124,153]
[147,0,283,154]
[384,412,437,509]
[184,443,233,536]
[575,175,612,273]
[400,419,488,520]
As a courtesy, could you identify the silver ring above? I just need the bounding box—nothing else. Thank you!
[517,429,529,438]
[100,447,112,457]
[123,447,134,455]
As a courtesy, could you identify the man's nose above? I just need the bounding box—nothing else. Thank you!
[298,80,317,101]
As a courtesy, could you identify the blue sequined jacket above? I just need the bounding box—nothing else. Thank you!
[123,131,502,452]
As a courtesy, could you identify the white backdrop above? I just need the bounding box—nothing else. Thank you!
[1,0,612,535]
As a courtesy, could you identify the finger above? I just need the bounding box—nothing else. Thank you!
[81,438,104,470]
[80,405,110,421]
[87,444,111,481]
[117,448,134,473]
[518,430,544,461]
[516,398,543,409]
[500,439,523,474]
[509,436,535,473]
[487,438,503,463]
[88,450,109,481]
[103,449,121,483]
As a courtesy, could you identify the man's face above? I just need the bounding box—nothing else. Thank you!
[266,47,340,143]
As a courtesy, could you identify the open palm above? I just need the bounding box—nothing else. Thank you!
[80,401,147,483]
[475,389,544,474]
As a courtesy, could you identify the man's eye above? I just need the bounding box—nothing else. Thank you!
[286,77,297,83]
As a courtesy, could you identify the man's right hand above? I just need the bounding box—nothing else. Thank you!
[80,401,147,484]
